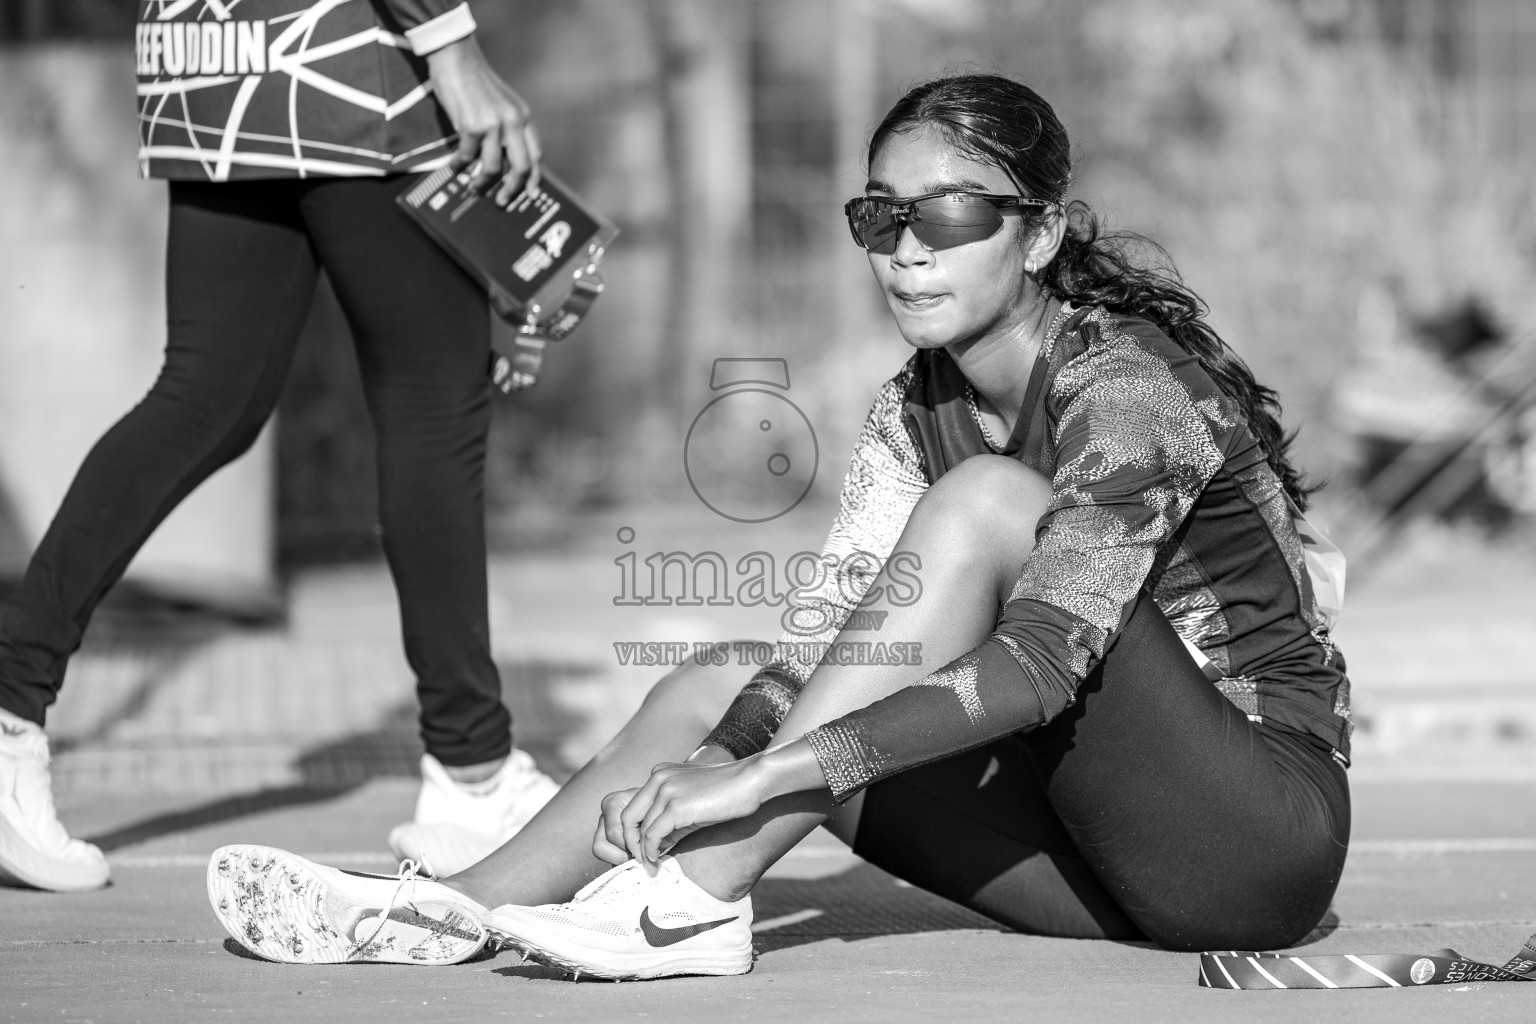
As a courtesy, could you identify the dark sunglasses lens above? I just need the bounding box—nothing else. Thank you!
[846,195,1008,253]
[907,194,1004,250]
[847,199,902,254]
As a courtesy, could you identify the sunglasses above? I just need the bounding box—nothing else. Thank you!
[843,191,1053,254]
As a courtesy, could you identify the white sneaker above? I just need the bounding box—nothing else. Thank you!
[207,844,489,965]
[0,708,109,893]
[485,856,754,980]
[387,750,558,876]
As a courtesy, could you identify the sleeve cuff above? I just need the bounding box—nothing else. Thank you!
[406,3,477,55]
[803,724,877,803]
[701,721,761,762]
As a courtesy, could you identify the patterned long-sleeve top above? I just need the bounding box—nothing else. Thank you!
[704,304,1352,801]
[136,1,477,180]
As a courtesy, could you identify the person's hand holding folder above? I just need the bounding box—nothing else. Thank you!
[427,35,542,205]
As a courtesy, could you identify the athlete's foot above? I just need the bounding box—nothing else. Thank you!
[485,855,753,980]
[388,750,558,876]
[207,844,489,965]
[0,708,109,892]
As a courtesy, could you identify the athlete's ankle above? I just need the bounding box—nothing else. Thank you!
[670,849,753,904]
[436,874,494,906]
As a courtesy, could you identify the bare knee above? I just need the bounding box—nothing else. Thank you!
[912,455,1052,544]
[936,454,1051,510]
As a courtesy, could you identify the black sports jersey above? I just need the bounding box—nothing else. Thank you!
[135,1,475,180]
[703,305,1351,800]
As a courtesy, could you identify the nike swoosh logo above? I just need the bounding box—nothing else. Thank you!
[638,907,738,947]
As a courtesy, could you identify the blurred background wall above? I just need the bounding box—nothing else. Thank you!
[2,0,1533,589]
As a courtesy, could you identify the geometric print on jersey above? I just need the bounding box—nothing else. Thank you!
[1150,540,1234,678]
[137,1,455,180]
[1009,504,1161,646]
[1009,309,1226,654]
[1330,672,1351,724]
[1215,676,1260,718]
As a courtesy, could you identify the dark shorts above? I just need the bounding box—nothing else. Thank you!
[853,593,1350,951]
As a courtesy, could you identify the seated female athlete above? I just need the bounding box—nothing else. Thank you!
[207,72,1351,979]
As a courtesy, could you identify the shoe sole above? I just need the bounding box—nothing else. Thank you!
[0,818,109,893]
[484,916,753,981]
[207,844,487,965]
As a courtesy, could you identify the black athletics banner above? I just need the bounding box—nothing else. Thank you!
[1200,933,1536,989]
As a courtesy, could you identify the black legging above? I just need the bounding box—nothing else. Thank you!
[852,591,1350,951]
[0,178,511,767]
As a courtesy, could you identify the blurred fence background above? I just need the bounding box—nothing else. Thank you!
[2,0,1534,578]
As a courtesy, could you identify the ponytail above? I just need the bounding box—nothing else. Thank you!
[1037,202,1312,508]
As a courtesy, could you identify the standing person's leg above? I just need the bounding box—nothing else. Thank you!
[0,180,318,891]
[297,178,542,874]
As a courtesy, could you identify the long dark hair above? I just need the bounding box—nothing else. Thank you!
[870,73,1312,508]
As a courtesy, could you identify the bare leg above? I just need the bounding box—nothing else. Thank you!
[673,456,1053,899]
[444,656,745,907]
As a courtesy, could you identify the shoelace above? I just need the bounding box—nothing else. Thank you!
[565,859,653,912]
[352,857,434,949]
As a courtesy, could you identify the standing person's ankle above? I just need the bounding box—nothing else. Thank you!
[388,750,558,876]
[0,704,44,735]
[441,755,508,786]
[0,704,41,731]
[0,703,110,891]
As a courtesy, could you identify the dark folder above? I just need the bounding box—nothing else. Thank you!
[398,167,618,390]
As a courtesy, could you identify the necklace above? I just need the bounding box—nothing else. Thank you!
[964,301,1075,453]
[965,383,1005,451]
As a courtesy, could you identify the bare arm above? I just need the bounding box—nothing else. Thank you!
[426,36,542,202]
